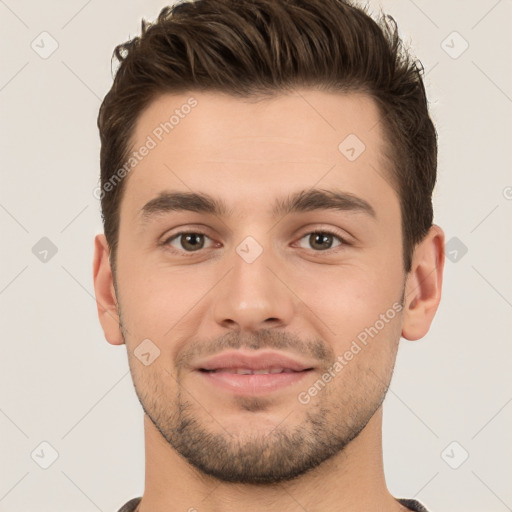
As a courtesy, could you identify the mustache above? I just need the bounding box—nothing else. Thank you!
[175,329,334,369]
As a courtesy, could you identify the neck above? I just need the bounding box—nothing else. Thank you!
[137,407,405,512]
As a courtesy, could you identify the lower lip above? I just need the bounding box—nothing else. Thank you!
[197,370,312,395]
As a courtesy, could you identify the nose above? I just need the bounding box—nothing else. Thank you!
[212,241,295,332]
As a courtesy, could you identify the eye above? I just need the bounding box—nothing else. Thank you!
[163,231,217,254]
[296,230,347,251]
[161,228,349,256]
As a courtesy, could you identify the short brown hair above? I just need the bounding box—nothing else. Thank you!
[97,0,437,274]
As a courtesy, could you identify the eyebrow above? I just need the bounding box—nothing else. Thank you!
[138,188,376,225]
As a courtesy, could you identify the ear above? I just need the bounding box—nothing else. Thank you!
[402,224,445,341]
[93,234,124,345]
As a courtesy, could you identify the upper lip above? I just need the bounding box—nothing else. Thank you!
[194,350,314,372]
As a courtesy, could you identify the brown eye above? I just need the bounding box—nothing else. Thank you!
[165,232,213,253]
[179,233,205,251]
[297,231,345,251]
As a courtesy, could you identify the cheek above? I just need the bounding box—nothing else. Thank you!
[117,262,214,343]
[295,262,400,324]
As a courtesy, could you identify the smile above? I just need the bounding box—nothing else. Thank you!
[200,368,304,374]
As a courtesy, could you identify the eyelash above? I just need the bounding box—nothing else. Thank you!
[161,228,349,257]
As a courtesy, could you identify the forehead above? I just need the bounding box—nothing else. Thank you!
[121,89,397,223]
[132,89,385,156]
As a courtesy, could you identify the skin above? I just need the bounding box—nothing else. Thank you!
[93,89,445,512]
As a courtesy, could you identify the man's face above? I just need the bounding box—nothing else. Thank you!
[113,90,406,483]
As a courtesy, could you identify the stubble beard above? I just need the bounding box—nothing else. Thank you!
[130,358,392,484]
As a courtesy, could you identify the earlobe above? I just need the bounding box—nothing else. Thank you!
[401,224,445,341]
[92,234,125,345]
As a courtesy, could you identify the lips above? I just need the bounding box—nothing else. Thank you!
[203,368,300,374]
[193,350,314,396]
[195,350,314,373]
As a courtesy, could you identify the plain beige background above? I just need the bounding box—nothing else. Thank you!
[0,0,511,510]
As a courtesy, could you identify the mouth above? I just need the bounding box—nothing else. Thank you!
[193,350,315,395]
[199,367,311,374]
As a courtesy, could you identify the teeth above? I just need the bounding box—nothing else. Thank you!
[235,368,253,375]
[211,368,291,374]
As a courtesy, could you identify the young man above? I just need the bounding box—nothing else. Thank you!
[93,0,445,510]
